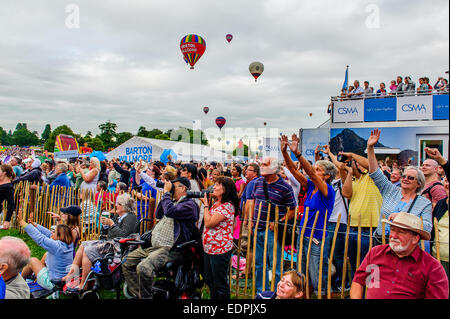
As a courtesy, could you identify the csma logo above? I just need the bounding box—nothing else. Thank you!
[337,107,359,115]
[401,104,427,113]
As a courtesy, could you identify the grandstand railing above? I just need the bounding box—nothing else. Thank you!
[331,89,449,102]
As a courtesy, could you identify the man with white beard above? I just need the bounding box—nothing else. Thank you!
[350,212,448,299]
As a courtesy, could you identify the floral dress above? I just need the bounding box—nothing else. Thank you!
[202,202,235,255]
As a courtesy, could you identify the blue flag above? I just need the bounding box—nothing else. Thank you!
[342,65,349,93]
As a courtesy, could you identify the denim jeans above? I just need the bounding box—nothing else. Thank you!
[204,250,232,299]
[298,236,329,294]
[324,222,348,288]
[348,227,371,281]
[254,230,282,293]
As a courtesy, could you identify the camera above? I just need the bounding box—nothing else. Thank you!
[186,190,212,199]
[338,154,349,162]
[156,180,165,188]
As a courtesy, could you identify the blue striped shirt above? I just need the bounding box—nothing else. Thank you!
[370,168,432,236]
[250,176,297,231]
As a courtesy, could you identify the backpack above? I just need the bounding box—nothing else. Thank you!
[421,181,444,202]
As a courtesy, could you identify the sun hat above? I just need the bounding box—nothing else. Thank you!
[382,212,430,240]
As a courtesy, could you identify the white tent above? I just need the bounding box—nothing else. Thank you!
[106,136,229,163]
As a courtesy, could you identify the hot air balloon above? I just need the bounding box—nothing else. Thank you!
[249,62,264,82]
[258,145,263,151]
[309,113,312,117]
[226,140,230,145]
[263,122,267,126]
[218,137,222,142]
[183,55,189,64]
[226,34,233,43]
[180,34,206,69]
[203,106,209,115]
[215,116,226,130]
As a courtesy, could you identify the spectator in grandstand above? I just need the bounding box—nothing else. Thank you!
[390,168,402,187]
[434,77,447,91]
[0,236,31,299]
[420,158,447,207]
[347,81,363,98]
[256,269,306,299]
[281,135,336,296]
[363,81,372,97]
[404,76,416,93]
[351,212,448,299]
[439,79,449,92]
[424,77,433,93]
[0,164,15,230]
[366,129,432,247]
[394,76,405,95]
[389,80,398,94]
[63,193,138,292]
[417,77,429,95]
[376,82,388,97]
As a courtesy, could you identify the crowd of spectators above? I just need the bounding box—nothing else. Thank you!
[0,135,449,299]
[339,75,449,99]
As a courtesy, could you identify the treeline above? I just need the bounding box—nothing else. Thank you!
[0,121,209,152]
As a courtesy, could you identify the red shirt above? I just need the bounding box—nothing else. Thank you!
[202,202,235,255]
[353,244,449,299]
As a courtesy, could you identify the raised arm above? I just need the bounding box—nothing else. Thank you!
[341,165,353,199]
[424,147,449,181]
[280,135,307,188]
[366,129,381,174]
[287,134,329,197]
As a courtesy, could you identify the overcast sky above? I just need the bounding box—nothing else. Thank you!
[0,0,448,149]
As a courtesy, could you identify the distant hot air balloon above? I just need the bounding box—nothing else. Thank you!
[309,113,312,117]
[218,137,222,142]
[226,34,233,43]
[249,62,264,82]
[258,145,263,151]
[263,122,267,126]
[226,140,230,145]
[180,34,206,69]
[203,106,209,115]
[215,116,226,130]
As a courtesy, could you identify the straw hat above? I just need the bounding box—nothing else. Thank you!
[134,160,148,172]
[382,212,430,240]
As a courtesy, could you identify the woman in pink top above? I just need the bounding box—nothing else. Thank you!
[200,176,240,299]
[389,80,398,94]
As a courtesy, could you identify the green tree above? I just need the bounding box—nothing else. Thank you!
[88,137,105,151]
[44,125,76,152]
[137,126,149,137]
[41,124,51,141]
[168,127,208,145]
[98,121,117,149]
[12,127,40,147]
[154,133,170,140]
[116,132,133,145]
[0,127,11,145]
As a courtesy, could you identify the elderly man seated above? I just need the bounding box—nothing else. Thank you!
[0,236,31,299]
[122,177,199,299]
[350,212,449,299]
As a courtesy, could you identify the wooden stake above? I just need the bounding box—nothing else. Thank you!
[289,207,299,270]
[297,207,309,273]
[382,222,386,245]
[305,210,320,299]
[244,200,255,298]
[280,207,291,276]
[327,213,341,299]
[433,217,440,262]
[356,213,362,270]
[317,210,328,299]
[261,202,271,293]
[270,205,280,291]
[251,202,263,298]
[341,221,351,299]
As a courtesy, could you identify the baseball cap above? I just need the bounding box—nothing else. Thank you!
[172,177,191,190]
[60,205,82,217]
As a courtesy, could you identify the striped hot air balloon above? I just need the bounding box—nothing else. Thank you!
[215,116,226,130]
[180,34,206,69]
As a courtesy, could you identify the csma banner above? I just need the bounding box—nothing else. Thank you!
[397,95,432,121]
[118,146,152,162]
[333,99,364,123]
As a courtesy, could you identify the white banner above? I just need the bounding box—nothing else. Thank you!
[333,99,364,123]
[54,150,79,159]
[397,95,433,121]
[301,128,330,163]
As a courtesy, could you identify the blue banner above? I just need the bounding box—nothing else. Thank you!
[433,94,449,120]
[364,97,396,122]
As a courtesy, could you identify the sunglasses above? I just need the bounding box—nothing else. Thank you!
[401,175,416,181]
